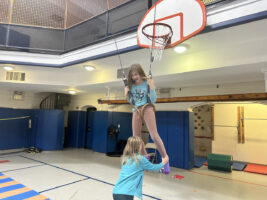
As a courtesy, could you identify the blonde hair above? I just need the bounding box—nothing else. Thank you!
[122,136,145,165]
[127,64,147,89]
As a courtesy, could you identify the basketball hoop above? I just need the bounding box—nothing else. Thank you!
[142,22,173,62]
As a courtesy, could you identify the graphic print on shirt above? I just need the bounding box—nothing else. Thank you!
[133,88,146,103]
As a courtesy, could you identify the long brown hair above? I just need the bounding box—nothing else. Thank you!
[127,64,147,89]
[122,136,145,165]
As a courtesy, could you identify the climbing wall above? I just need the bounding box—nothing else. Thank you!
[193,105,212,157]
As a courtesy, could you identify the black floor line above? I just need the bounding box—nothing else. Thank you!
[38,178,90,193]
[19,155,161,200]
[0,155,20,159]
[0,164,45,173]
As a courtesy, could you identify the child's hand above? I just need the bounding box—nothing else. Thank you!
[162,155,169,165]
[124,86,129,98]
[146,78,154,90]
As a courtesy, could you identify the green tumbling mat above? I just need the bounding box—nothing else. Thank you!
[208,153,233,172]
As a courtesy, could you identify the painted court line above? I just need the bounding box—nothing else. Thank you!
[0,180,19,188]
[0,187,32,198]
[24,194,49,200]
[0,160,9,164]
[0,155,20,159]
[19,156,90,178]
[1,190,45,200]
[0,178,13,184]
[0,175,8,180]
[19,155,161,200]
[0,183,25,193]
[189,170,267,188]
[0,174,50,200]
[0,150,27,158]
[1,164,45,173]
[38,178,90,193]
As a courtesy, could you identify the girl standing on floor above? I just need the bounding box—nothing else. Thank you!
[113,136,168,200]
[124,63,170,174]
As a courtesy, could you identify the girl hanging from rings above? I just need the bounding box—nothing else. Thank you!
[124,63,170,174]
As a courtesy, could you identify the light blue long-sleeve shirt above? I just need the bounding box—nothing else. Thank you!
[129,80,157,111]
[113,155,164,199]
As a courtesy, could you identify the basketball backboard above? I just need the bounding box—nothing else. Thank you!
[137,0,206,49]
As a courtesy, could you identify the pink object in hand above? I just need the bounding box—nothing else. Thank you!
[163,162,170,174]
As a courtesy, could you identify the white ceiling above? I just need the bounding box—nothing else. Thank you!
[0,18,267,94]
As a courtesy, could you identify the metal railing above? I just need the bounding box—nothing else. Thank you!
[40,93,71,110]
[0,0,232,55]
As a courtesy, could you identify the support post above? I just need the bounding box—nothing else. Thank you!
[237,106,241,143]
[261,68,267,92]
[241,106,245,144]
[211,106,214,140]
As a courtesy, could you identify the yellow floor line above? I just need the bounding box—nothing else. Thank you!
[0,180,19,188]
[0,175,8,180]
[24,194,49,200]
[0,187,31,198]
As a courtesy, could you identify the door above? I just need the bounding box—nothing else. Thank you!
[85,107,97,149]
[86,111,94,149]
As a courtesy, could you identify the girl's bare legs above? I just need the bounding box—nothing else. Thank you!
[143,105,170,173]
[132,110,147,155]
[143,106,168,159]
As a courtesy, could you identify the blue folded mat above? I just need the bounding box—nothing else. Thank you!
[232,161,247,171]
[194,156,207,168]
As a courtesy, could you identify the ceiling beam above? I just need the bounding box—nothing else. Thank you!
[98,93,267,105]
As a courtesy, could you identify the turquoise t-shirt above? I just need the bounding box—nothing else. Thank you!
[129,80,157,111]
[113,155,164,200]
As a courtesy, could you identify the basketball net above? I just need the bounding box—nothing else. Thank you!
[147,23,172,62]
[142,4,173,62]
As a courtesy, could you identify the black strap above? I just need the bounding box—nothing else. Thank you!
[147,83,151,104]
[123,78,135,107]
[128,92,135,107]
[122,78,127,87]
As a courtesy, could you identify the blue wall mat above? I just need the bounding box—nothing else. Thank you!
[0,108,32,150]
[91,111,132,153]
[66,111,86,148]
[168,112,185,168]
[34,110,65,150]
[110,112,132,151]
[92,112,109,153]
[151,111,194,170]
[153,112,168,163]
[115,112,132,141]
[0,108,65,151]
[108,112,120,153]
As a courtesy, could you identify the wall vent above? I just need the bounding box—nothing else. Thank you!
[6,72,26,81]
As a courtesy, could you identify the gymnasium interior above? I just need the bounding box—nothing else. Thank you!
[0,0,267,199]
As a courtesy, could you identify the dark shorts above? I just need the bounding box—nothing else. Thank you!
[113,194,134,200]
